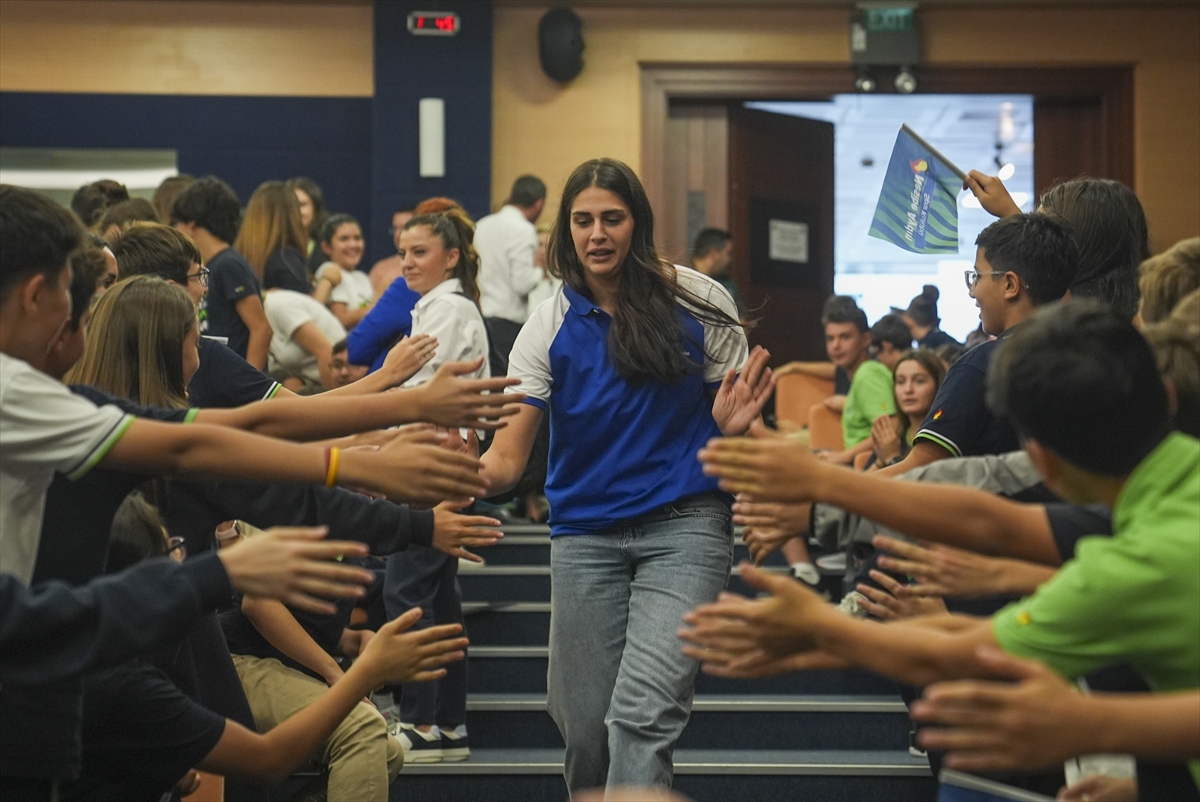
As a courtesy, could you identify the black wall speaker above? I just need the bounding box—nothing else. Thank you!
[538,6,584,83]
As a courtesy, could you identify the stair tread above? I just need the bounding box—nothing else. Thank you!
[466,692,907,712]
[400,748,929,775]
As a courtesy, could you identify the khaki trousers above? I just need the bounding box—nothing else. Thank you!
[231,654,403,801]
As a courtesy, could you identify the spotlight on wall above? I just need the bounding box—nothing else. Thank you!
[998,162,1016,181]
[854,68,877,93]
[418,98,445,178]
[894,67,917,94]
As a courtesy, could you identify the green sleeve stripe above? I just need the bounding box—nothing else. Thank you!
[66,414,136,481]
[264,382,282,400]
[184,408,200,423]
[913,428,962,458]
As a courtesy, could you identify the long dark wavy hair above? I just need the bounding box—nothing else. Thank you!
[1038,177,1149,321]
[547,158,742,385]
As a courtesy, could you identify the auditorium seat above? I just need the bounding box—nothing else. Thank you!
[775,372,835,429]
[808,403,844,452]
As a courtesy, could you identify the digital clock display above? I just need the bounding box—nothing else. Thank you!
[407,11,461,36]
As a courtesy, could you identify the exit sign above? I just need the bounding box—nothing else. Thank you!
[407,11,461,36]
[865,8,913,32]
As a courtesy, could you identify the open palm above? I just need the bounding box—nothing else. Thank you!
[712,345,775,436]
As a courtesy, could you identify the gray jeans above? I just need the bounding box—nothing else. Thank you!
[546,493,734,792]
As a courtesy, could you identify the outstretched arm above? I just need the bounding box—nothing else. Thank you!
[200,609,467,784]
[680,563,998,688]
[913,647,1200,771]
[194,357,522,440]
[479,404,544,497]
[698,423,1060,565]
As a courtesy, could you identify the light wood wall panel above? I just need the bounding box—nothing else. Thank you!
[0,0,373,97]
[492,4,1200,252]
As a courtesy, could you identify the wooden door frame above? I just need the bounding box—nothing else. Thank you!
[640,62,1134,216]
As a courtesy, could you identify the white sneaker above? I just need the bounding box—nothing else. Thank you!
[440,726,471,762]
[815,552,848,572]
[393,723,443,763]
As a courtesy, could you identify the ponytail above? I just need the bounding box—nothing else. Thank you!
[405,206,481,304]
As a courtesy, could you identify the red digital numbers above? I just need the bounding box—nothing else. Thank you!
[408,12,460,36]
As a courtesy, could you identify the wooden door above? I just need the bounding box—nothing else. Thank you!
[728,106,835,363]
[661,104,729,266]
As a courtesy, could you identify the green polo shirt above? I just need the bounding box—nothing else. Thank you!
[993,432,1200,785]
[841,359,896,449]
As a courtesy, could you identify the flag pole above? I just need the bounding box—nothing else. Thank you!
[901,124,967,181]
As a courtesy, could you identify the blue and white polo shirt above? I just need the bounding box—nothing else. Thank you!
[506,266,748,536]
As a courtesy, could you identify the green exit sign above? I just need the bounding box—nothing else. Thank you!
[865,8,914,32]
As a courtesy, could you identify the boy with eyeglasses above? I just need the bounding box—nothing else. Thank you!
[874,214,1078,476]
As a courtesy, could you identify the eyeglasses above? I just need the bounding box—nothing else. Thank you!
[186,267,210,288]
[964,269,1006,290]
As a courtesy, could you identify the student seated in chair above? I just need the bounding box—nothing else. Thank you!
[818,312,912,466]
[774,294,868,413]
[687,301,1200,790]
[63,493,468,802]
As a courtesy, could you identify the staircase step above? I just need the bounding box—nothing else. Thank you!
[463,602,549,645]
[391,749,934,802]
[466,647,897,696]
[463,694,911,751]
[467,693,907,712]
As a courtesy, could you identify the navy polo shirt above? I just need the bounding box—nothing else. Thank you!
[187,337,280,409]
[914,327,1020,458]
[506,268,748,536]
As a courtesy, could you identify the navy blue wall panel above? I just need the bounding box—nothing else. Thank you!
[0,1,493,266]
[0,91,375,256]
[371,1,493,258]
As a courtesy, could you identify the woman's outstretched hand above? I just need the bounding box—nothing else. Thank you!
[712,345,775,436]
[699,420,826,503]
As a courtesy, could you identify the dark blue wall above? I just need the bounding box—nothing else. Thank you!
[0,0,493,266]
[0,92,374,251]
[371,1,493,258]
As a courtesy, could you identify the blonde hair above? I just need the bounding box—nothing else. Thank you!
[1138,237,1200,325]
[234,181,309,284]
[1142,288,1200,438]
[65,275,196,409]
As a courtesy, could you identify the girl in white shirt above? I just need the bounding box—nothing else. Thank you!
[398,211,490,387]
[385,206,489,764]
[316,214,375,330]
[263,289,347,392]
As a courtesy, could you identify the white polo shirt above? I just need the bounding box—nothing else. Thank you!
[264,289,348,387]
[475,205,541,324]
[318,262,375,311]
[506,267,748,535]
[402,278,491,387]
[0,353,134,583]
